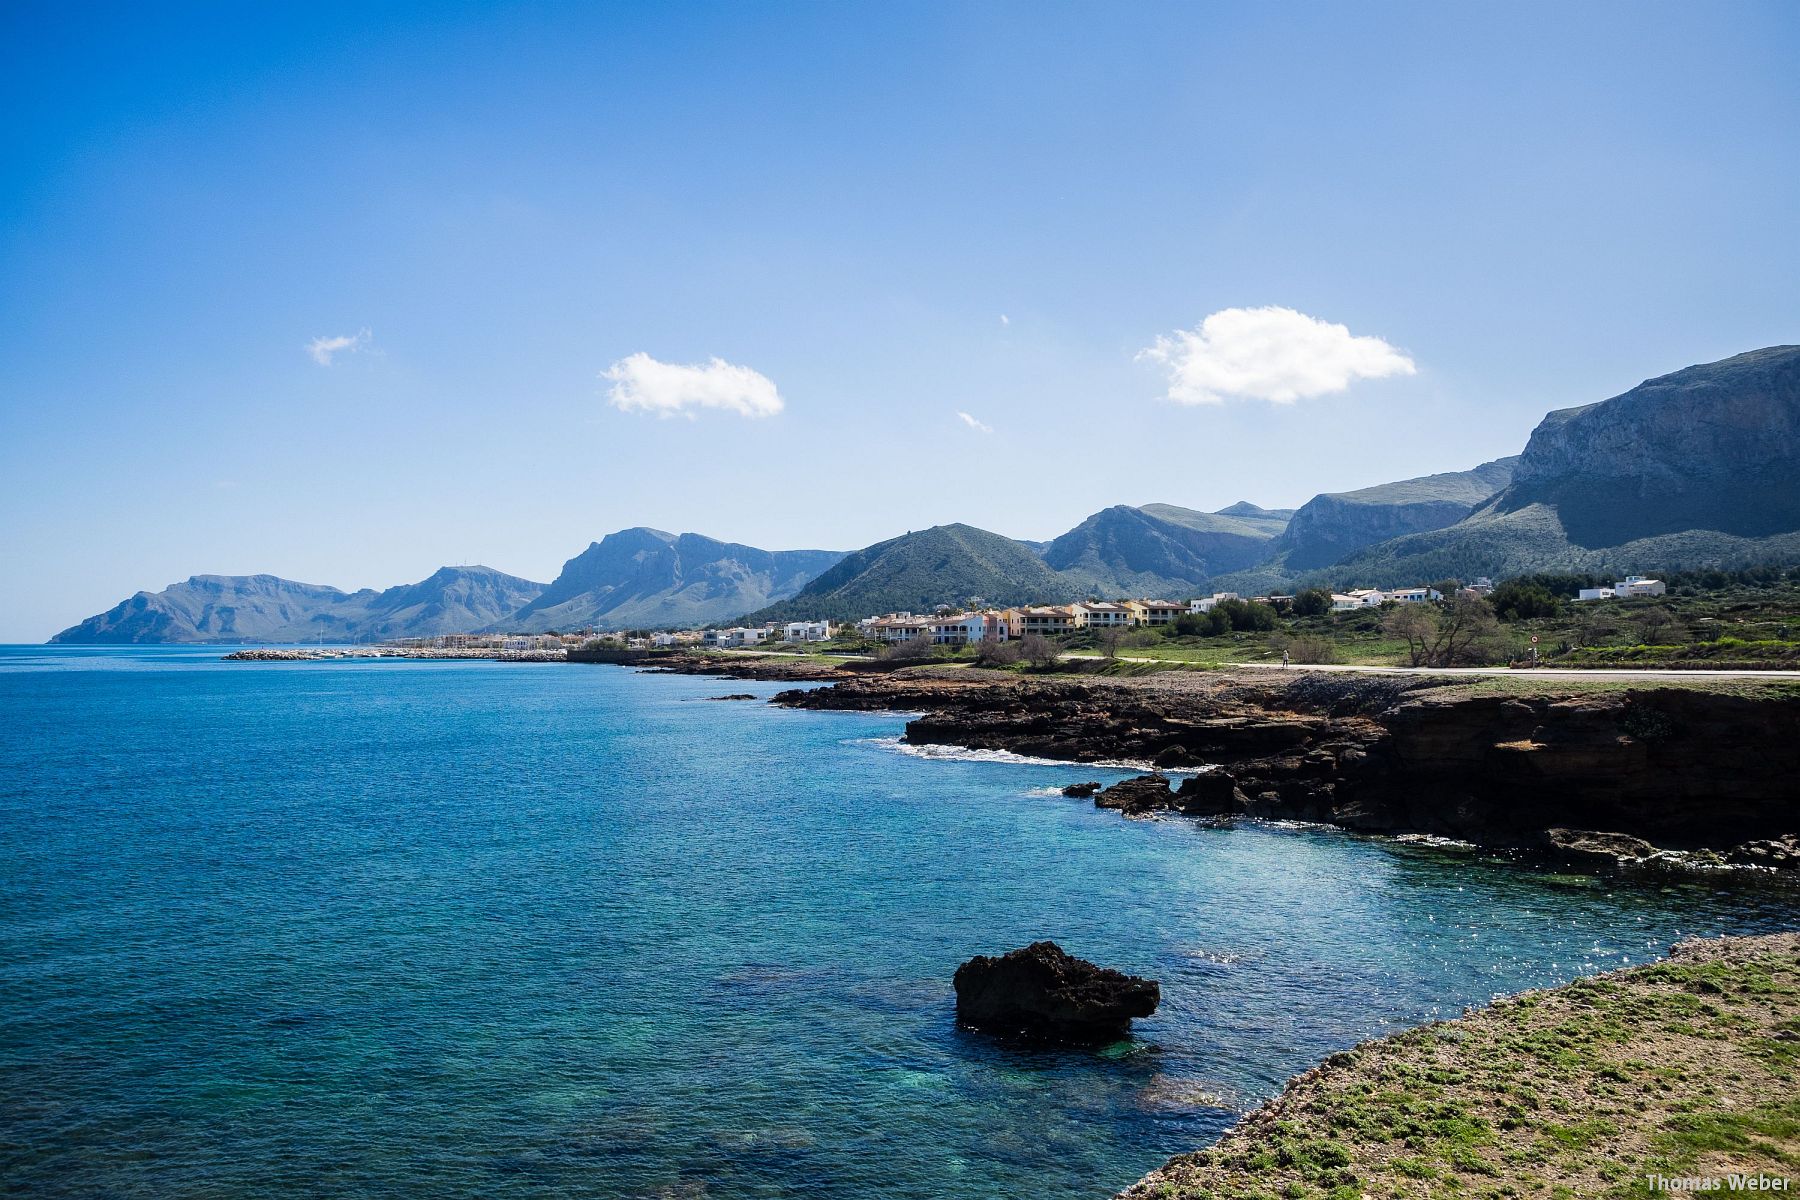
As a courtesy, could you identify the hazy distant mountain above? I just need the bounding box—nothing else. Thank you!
[1144,501,1295,537]
[746,523,1079,623]
[1328,346,1800,582]
[1264,457,1520,571]
[1042,502,1290,596]
[504,528,843,631]
[356,566,549,640]
[51,566,546,644]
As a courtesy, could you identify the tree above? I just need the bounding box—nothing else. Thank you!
[973,639,1021,667]
[1382,604,1440,666]
[1489,579,1560,621]
[1019,632,1058,669]
[1432,594,1505,665]
[879,636,936,662]
[1290,588,1333,618]
[1097,626,1126,660]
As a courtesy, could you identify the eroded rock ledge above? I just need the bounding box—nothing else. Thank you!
[771,669,1800,857]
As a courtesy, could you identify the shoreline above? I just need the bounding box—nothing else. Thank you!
[1118,931,1800,1199]
[641,654,1800,869]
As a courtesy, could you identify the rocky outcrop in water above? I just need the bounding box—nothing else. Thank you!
[953,941,1160,1043]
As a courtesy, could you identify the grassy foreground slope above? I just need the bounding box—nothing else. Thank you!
[1121,932,1799,1200]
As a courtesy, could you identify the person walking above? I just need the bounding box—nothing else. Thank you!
[1281,649,1290,669]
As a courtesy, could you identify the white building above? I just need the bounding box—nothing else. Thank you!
[869,615,933,643]
[1332,589,1384,611]
[1189,592,1239,613]
[1331,586,1438,611]
[783,620,832,642]
[1578,575,1666,601]
[928,613,987,644]
[1082,601,1136,629]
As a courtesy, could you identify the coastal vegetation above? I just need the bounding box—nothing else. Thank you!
[1121,932,1800,1200]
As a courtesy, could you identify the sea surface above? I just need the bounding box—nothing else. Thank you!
[2,645,1796,1199]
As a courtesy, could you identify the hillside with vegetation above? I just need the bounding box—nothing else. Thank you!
[1042,503,1290,596]
[1259,457,1519,572]
[744,523,1081,624]
[1322,347,1800,586]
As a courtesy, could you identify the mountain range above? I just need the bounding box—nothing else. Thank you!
[52,344,1800,642]
[52,567,548,644]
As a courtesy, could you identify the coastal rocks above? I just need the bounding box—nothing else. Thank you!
[953,941,1160,1043]
[1728,834,1800,870]
[703,693,758,701]
[1061,782,1103,798]
[773,667,1800,856]
[1092,772,1248,818]
[1095,774,1176,816]
[1543,827,1661,866]
[1172,771,1247,816]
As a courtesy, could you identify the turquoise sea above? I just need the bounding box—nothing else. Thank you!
[2,645,1796,1198]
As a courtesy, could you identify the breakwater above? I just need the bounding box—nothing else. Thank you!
[222,646,566,661]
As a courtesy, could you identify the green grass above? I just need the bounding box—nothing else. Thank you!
[1123,935,1800,1200]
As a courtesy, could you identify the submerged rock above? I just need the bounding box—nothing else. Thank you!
[703,693,759,701]
[1061,781,1103,798]
[953,941,1160,1043]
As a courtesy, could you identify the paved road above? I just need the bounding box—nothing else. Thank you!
[718,647,1800,680]
[1058,651,1800,679]
[1223,661,1800,680]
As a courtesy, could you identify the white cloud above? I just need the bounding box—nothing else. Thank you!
[999,314,1010,326]
[602,353,784,419]
[1139,306,1415,405]
[307,328,371,366]
[957,411,994,434]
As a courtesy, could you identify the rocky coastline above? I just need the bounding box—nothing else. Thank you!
[737,661,1800,865]
[1119,930,1800,1199]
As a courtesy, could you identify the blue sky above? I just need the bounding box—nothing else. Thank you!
[2,1,1797,640]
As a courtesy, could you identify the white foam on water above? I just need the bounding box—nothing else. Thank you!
[845,735,1192,776]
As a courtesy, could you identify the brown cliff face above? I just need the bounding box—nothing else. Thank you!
[773,671,1800,852]
[1357,688,1800,846]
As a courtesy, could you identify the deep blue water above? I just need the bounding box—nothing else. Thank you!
[2,646,1796,1199]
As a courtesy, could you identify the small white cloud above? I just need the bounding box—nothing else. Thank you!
[307,328,371,366]
[957,411,994,434]
[602,353,784,419]
[1139,306,1415,405]
[999,314,1010,326]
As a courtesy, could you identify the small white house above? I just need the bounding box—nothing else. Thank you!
[1384,586,1443,604]
[1577,576,1666,602]
[1190,592,1239,613]
[783,620,832,642]
[1331,589,1386,611]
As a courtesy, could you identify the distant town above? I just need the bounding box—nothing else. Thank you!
[384,573,1668,653]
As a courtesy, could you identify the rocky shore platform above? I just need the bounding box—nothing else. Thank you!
[1118,930,1800,1199]
[743,663,1800,864]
